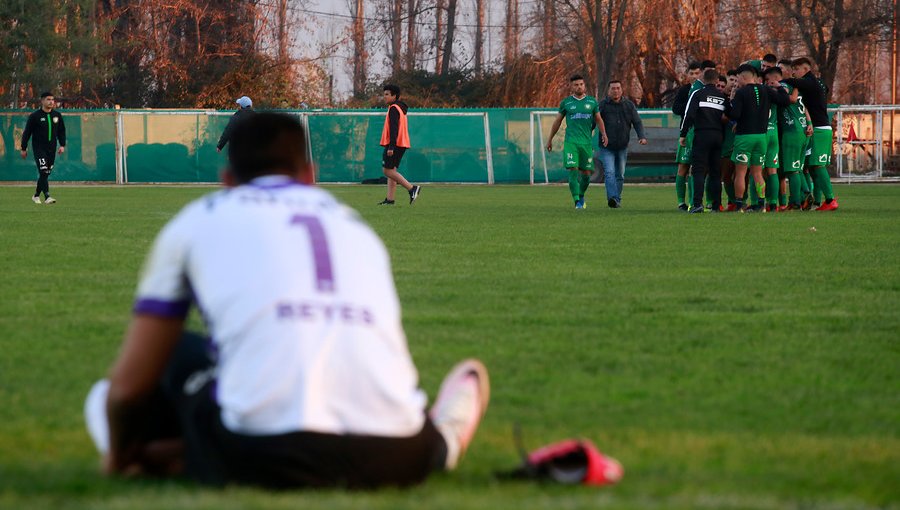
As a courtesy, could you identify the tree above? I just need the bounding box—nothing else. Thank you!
[774,0,892,98]
[435,0,445,73]
[391,0,403,74]
[352,0,368,97]
[406,0,419,70]
[559,0,631,95]
[440,0,458,75]
[504,0,519,69]
[475,0,485,74]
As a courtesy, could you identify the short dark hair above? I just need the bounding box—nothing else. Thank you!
[227,113,309,184]
[700,60,717,69]
[726,69,738,77]
[570,74,585,82]
[383,84,400,98]
[607,80,622,87]
[687,61,702,71]
[718,74,727,83]
[764,67,783,78]
[792,57,812,68]
[702,69,719,83]
[777,59,793,66]
[737,63,759,76]
[763,53,778,63]
[40,91,54,99]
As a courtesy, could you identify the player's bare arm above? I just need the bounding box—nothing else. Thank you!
[594,112,608,147]
[105,315,185,476]
[546,113,564,152]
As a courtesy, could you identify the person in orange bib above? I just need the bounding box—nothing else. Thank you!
[379,84,421,205]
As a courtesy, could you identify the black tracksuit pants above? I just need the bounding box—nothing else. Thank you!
[33,145,56,198]
[691,130,722,209]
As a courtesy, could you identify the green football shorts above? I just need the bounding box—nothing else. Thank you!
[675,128,694,164]
[564,142,594,170]
[764,128,780,169]
[780,131,809,173]
[731,133,767,166]
[806,127,833,166]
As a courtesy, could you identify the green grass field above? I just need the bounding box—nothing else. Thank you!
[0,183,898,510]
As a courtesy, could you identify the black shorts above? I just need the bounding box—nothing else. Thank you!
[382,147,407,170]
[155,332,447,489]
[33,146,56,173]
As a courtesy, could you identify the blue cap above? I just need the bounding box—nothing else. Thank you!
[236,96,252,108]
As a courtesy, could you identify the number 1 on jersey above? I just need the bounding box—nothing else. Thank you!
[290,215,335,293]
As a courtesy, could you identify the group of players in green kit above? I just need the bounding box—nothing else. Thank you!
[674,55,839,213]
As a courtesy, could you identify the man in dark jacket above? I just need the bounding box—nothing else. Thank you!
[597,81,646,208]
[21,91,66,204]
[680,69,730,213]
[217,96,256,152]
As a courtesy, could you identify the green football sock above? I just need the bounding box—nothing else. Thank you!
[568,170,580,203]
[686,174,694,204]
[787,172,801,205]
[724,181,736,203]
[812,166,834,201]
[675,174,686,204]
[579,172,590,195]
[766,174,779,205]
[803,171,814,195]
[779,192,787,206]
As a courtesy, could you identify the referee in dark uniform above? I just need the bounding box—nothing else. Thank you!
[680,69,730,213]
[21,92,66,204]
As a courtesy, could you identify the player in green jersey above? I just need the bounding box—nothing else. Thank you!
[769,68,814,209]
[547,75,609,209]
[746,54,777,73]
[763,68,792,211]
[721,70,739,210]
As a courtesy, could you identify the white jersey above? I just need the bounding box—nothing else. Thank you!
[134,175,427,437]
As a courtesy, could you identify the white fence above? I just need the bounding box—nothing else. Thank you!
[833,105,900,182]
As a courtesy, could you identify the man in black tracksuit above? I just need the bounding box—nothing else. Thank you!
[21,92,66,204]
[217,96,255,152]
[680,69,730,213]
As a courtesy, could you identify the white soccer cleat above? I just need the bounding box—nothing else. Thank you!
[32,196,41,204]
[84,379,111,455]
[429,359,490,470]
[44,197,57,204]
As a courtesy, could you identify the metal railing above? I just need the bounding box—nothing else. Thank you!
[832,105,900,182]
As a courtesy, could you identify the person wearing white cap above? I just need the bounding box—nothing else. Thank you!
[216,96,255,153]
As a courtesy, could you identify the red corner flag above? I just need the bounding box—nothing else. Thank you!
[847,123,859,142]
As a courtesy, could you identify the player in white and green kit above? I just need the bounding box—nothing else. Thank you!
[547,75,608,209]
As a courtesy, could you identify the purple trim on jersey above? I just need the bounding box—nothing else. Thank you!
[133,298,191,318]
[247,177,308,190]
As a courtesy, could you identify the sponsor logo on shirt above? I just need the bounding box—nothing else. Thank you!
[570,113,592,120]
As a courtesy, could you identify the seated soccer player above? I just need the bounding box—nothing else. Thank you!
[84,112,490,489]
